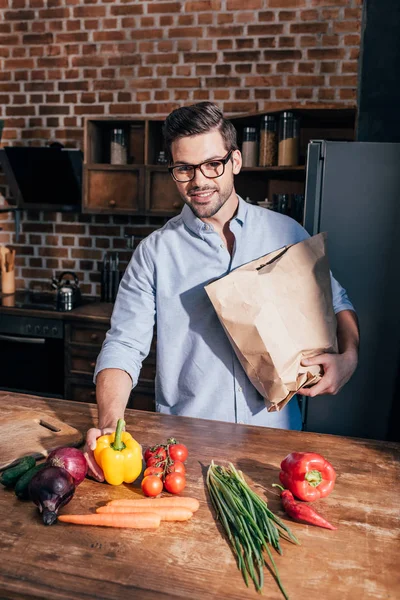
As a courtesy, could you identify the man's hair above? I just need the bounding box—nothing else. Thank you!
[162,102,238,164]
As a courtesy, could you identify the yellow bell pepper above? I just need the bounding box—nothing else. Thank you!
[94,419,142,485]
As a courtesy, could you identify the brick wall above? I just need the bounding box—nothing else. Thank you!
[0,0,363,295]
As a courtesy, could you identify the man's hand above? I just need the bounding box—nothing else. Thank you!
[298,350,358,398]
[83,427,115,482]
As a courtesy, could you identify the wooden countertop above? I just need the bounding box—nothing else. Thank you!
[0,392,399,600]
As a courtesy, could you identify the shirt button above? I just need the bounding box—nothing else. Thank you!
[220,244,224,249]
[238,420,244,424]
[237,386,242,392]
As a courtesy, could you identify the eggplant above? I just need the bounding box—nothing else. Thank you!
[29,465,75,525]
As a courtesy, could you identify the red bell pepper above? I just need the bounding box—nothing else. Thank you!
[279,452,336,502]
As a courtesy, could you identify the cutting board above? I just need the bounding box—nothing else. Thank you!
[0,410,84,470]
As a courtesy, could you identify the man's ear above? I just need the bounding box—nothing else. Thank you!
[232,149,242,175]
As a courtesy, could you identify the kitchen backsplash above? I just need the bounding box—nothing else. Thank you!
[0,203,166,296]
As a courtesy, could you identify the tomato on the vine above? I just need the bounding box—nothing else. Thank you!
[167,460,186,475]
[146,455,164,468]
[164,472,186,494]
[141,475,163,497]
[169,443,188,463]
[143,466,163,478]
[144,446,166,463]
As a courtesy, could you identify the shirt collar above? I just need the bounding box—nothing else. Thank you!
[181,194,247,237]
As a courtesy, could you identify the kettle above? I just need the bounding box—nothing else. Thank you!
[51,271,82,311]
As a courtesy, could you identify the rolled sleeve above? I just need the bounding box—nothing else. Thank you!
[330,273,356,314]
[93,240,156,386]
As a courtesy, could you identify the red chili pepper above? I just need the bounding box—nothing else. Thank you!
[279,452,336,502]
[273,484,337,530]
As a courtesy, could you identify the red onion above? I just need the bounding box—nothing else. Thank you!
[46,447,88,486]
[29,466,75,525]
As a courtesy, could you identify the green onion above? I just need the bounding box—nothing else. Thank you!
[206,461,299,598]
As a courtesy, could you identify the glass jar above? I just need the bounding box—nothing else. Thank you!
[241,126,258,167]
[156,150,168,165]
[259,115,277,167]
[110,127,128,165]
[278,112,299,166]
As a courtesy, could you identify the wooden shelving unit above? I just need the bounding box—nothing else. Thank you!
[82,107,356,217]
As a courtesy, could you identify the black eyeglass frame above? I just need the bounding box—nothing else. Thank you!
[168,150,233,182]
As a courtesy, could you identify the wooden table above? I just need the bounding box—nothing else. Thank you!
[0,392,399,600]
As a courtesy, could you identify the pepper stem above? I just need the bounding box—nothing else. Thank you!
[272,483,285,493]
[305,469,322,487]
[111,418,126,452]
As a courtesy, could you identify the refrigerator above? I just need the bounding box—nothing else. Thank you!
[302,141,400,441]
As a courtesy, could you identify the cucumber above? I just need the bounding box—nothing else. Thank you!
[14,462,47,499]
[0,456,36,487]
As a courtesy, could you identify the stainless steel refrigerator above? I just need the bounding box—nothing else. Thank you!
[302,140,400,440]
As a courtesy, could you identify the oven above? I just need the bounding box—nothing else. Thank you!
[0,313,64,398]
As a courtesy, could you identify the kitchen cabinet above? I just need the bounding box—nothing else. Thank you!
[83,105,356,219]
[1,391,399,600]
[64,318,156,412]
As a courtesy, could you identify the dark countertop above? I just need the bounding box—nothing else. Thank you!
[0,391,399,600]
[0,291,113,324]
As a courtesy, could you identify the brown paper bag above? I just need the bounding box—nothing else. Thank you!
[205,232,338,412]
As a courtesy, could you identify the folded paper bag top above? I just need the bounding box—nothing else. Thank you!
[205,232,338,412]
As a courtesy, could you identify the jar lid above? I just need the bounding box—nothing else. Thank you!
[281,111,295,119]
[243,126,257,132]
[262,114,276,122]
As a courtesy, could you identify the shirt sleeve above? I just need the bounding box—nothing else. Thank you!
[330,273,356,314]
[94,240,156,387]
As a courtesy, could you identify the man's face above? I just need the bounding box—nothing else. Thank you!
[170,130,242,219]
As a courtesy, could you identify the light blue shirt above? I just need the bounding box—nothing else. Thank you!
[95,196,354,430]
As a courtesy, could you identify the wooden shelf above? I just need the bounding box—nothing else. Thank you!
[82,108,356,216]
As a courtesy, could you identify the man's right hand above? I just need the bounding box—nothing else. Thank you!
[83,427,115,481]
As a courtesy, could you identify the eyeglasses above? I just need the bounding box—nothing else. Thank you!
[168,150,233,182]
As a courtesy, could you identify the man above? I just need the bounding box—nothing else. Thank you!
[85,102,359,480]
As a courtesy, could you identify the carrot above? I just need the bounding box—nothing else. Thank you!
[57,512,161,529]
[107,497,200,513]
[96,505,193,521]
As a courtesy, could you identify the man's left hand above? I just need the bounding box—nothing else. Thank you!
[298,351,358,397]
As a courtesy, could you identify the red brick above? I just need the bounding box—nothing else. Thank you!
[244,75,283,87]
[160,16,174,26]
[74,105,105,115]
[333,21,361,33]
[329,75,357,87]
[207,26,243,37]
[154,90,170,101]
[217,40,233,50]
[339,89,357,101]
[55,32,89,43]
[196,65,212,76]
[234,12,254,24]
[136,91,151,102]
[223,102,258,113]
[92,80,125,92]
[185,0,221,10]
[341,61,358,74]
[296,88,314,99]
[248,24,283,35]
[25,82,54,92]
[4,10,34,20]
[169,27,203,38]
[177,40,193,51]
[141,17,155,27]
[320,62,337,74]
[4,58,34,69]
[39,106,70,115]
[72,56,105,67]
[290,22,328,34]
[93,31,125,42]
[258,11,275,21]
[269,0,306,6]
[344,8,362,19]
[227,0,261,8]
[276,62,295,73]
[129,78,162,89]
[109,55,141,66]
[322,35,339,47]
[145,103,179,114]
[300,35,318,47]
[73,6,106,17]
[254,89,271,99]
[37,57,69,68]
[279,36,295,48]
[288,75,324,86]
[319,89,336,101]
[205,77,241,87]
[275,89,293,100]
[178,15,194,26]
[166,77,201,88]
[263,49,301,60]
[148,2,182,13]
[1,35,22,45]
[215,64,231,75]
[145,53,180,64]
[156,66,173,76]
[183,52,217,63]
[109,104,141,114]
[176,66,192,77]
[130,28,163,40]
[322,8,340,19]
[223,51,261,62]
[236,64,253,74]
[311,0,348,5]
[344,34,361,46]
[6,106,36,116]
[301,9,318,21]
[39,8,70,19]
[199,13,214,25]
[110,4,143,16]
[278,11,295,21]
[255,64,272,74]
[197,40,214,51]
[308,48,345,60]
[298,62,315,73]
